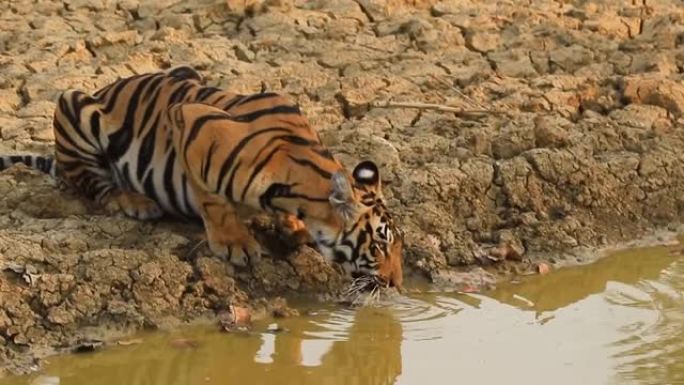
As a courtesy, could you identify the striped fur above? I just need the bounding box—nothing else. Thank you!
[0,155,56,177]
[0,66,403,288]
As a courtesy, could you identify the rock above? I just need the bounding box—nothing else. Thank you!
[431,1,471,16]
[549,45,594,73]
[609,104,669,129]
[0,118,29,141]
[488,50,537,78]
[466,31,500,52]
[234,43,255,62]
[492,230,526,261]
[537,262,551,275]
[583,14,633,39]
[0,90,21,113]
[16,102,55,119]
[534,115,570,148]
[621,76,684,117]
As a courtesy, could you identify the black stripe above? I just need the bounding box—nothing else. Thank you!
[90,111,101,145]
[257,183,328,210]
[168,66,201,81]
[183,114,229,154]
[215,127,291,194]
[286,155,333,179]
[142,75,164,102]
[137,87,163,138]
[59,94,97,150]
[197,87,222,101]
[120,163,133,190]
[137,126,156,181]
[214,94,228,105]
[233,92,280,107]
[143,171,159,204]
[44,157,54,174]
[223,160,241,200]
[168,83,193,105]
[108,76,150,161]
[181,174,195,216]
[201,141,218,182]
[259,183,289,210]
[313,146,334,160]
[231,105,301,123]
[102,74,145,114]
[93,82,115,99]
[53,121,99,159]
[9,155,22,164]
[240,145,284,202]
[249,134,312,167]
[222,94,247,110]
[59,160,86,172]
[163,151,182,213]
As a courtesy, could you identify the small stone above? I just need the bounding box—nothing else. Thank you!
[234,43,255,62]
[87,30,140,48]
[467,31,500,52]
[16,101,55,119]
[0,90,21,113]
[534,115,570,148]
[493,230,525,261]
[47,306,75,325]
[430,1,464,16]
[537,262,551,275]
[488,50,537,78]
[1,121,29,141]
[583,14,631,39]
[549,45,594,73]
[621,76,684,117]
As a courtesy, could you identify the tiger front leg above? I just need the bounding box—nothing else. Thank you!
[193,187,264,267]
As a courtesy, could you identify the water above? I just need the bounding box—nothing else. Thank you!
[3,243,684,385]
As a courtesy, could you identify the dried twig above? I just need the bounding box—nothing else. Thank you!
[371,100,508,117]
[429,74,486,110]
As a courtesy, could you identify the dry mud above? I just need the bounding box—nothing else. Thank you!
[2,0,684,375]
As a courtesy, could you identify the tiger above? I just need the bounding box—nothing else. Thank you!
[0,66,404,288]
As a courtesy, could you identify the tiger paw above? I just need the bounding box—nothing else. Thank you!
[208,237,264,267]
[106,191,163,220]
[278,213,312,245]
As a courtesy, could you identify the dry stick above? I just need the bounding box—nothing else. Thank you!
[429,74,486,110]
[371,100,509,117]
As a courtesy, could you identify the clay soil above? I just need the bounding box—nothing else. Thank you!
[1,0,684,376]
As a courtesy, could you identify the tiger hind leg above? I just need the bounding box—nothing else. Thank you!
[103,191,163,220]
[190,182,264,267]
[54,90,162,221]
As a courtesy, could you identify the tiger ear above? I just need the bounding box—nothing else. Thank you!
[352,160,381,193]
[329,171,361,223]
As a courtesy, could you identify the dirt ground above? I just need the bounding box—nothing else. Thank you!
[1,0,684,375]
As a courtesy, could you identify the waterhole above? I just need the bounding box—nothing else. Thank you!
[4,243,683,385]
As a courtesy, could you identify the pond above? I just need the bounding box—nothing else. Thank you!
[3,243,683,385]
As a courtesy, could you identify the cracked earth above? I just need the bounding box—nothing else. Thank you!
[1,0,684,375]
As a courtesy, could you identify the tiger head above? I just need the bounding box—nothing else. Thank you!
[310,161,404,289]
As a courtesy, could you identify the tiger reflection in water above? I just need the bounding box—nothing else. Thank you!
[71,307,403,385]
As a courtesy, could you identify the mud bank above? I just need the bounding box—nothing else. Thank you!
[1,0,684,375]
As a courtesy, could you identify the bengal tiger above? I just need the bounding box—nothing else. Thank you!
[0,66,404,288]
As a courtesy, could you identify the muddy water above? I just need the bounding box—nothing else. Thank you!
[3,244,684,385]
